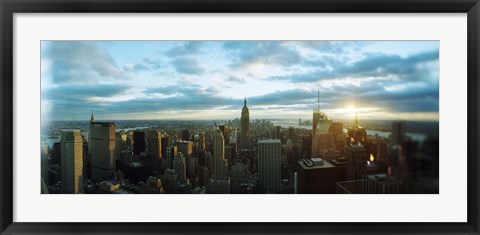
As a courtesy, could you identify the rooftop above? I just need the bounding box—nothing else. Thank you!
[298,158,335,170]
[258,139,281,144]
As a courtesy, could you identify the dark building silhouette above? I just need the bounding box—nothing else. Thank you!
[133,131,146,154]
[181,130,189,141]
[297,158,336,193]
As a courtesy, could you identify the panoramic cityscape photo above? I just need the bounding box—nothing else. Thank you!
[40,41,439,194]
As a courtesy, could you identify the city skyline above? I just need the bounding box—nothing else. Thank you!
[41,41,439,122]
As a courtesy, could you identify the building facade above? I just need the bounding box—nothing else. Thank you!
[61,129,84,193]
[257,139,282,193]
[90,118,116,182]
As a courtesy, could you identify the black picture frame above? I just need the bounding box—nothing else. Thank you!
[1,0,479,234]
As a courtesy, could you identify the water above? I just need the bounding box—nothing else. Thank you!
[270,120,427,143]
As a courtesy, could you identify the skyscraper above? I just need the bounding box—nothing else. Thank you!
[173,152,186,183]
[311,87,332,157]
[166,146,177,170]
[61,129,84,194]
[176,141,193,157]
[147,130,162,171]
[258,139,282,193]
[213,130,228,177]
[133,131,146,154]
[240,97,250,148]
[391,122,405,145]
[90,115,116,182]
[199,132,206,151]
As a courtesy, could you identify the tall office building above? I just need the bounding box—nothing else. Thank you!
[206,177,231,194]
[240,97,250,148]
[173,152,186,183]
[258,139,282,193]
[181,130,190,141]
[166,146,177,170]
[311,87,332,157]
[163,168,177,194]
[213,130,228,177]
[133,131,146,154]
[90,116,116,182]
[88,113,94,154]
[61,129,84,194]
[147,130,162,171]
[347,112,367,146]
[199,132,206,151]
[345,144,369,181]
[296,158,336,193]
[176,141,193,157]
[391,122,405,145]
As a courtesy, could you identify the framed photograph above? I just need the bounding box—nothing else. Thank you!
[1,0,479,234]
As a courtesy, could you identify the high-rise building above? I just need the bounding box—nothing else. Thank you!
[90,116,116,182]
[187,156,198,177]
[176,140,193,157]
[296,158,336,193]
[391,122,405,145]
[199,132,206,151]
[147,130,162,171]
[166,146,177,169]
[205,151,213,173]
[163,169,177,194]
[366,173,404,194]
[173,152,186,183]
[181,130,190,141]
[311,88,332,157]
[114,131,125,160]
[230,162,249,193]
[345,144,369,181]
[258,139,282,193]
[206,177,230,194]
[347,112,367,146]
[213,130,228,177]
[133,131,146,154]
[240,97,250,148]
[60,129,84,193]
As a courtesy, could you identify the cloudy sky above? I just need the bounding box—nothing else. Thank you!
[41,41,439,122]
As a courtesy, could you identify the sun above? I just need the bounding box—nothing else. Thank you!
[345,106,357,115]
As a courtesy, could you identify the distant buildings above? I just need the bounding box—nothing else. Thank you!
[89,115,116,182]
[60,129,84,194]
[257,139,282,193]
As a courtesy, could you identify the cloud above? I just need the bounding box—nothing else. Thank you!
[40,41,439,121]
[171,57,204,74]
[166,42,203,57]
[266,50,439,83]
[42,83,130,101]
[226,76,246,84]
[223,41,301,67]
[123,58,163,72]
[42,41,123,84]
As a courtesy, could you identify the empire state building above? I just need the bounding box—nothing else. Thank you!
[241,97,250,148]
